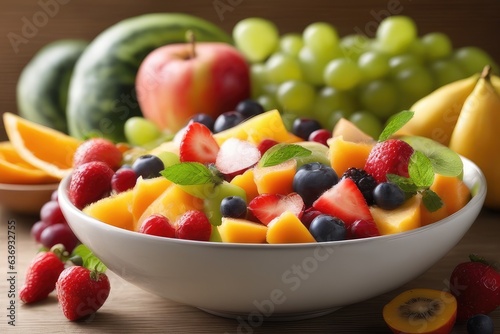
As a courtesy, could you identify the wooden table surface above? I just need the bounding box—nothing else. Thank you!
[1,206,499,334]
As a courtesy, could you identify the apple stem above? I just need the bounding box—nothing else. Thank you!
[186,30,196,59]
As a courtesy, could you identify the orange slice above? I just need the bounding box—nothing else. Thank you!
[0,141,59,184]
[3,112,82,179]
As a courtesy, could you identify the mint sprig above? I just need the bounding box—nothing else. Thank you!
[378,110,414,142]
[260,143,311,167]
[70,244,107,274]
[161,162,223,185]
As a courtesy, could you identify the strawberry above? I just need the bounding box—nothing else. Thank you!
[449,254,500,321]
[139,214,176,238]
[364,139,414,183]
[73,138,123,170]
[248,193,305,226]
[312,178,373,227]
[56,265,110,321]
[69,161,114,209]
[19,250,66,303]
[179,122,220,164]
[176,210,212,241]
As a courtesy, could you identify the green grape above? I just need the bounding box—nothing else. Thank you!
[421,32,453,61]
[453,46,499,76]
[324,58,362,91]
[232,17,279,63]
[339,34,371,60]
[406,39,426,60]
[280,112,298,131]
[429,60,466,87]
[250,63,267,98]
[303,22,339,55]
[298,47,335,86]
[124,116,162,146]
[279,33,304,57]
[313,86,356,116]
[349,111,383,139]
[265,53,303,84]
[375,16,417,55]
[156,151,180,168]
[256,94,280,112]
[358,79,398,120]
[357,51,390,81]
[276,80,315,115]
[393,65,435,101]
[388,54,423,76]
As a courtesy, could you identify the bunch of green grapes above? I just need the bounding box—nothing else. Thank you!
[232,16,499,138]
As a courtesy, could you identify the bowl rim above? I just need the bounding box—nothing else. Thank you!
[58,156,487,250]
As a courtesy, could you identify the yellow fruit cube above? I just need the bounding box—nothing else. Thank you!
[83,190,135,231]
[370,196,422,235]
[217,217,268,243]
[328,136,374,176]
[266,211,316,244]
[131,176,172,223]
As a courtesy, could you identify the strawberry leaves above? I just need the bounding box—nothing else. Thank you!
[70,244,106,274]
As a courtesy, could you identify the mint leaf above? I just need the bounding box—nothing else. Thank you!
[378,110,414,142]
[421,189,443,212]
[386,174,418,194]
[161,162,216,185]
[408,151,434,188]
[260,144,311,167]
[71,244,107,273]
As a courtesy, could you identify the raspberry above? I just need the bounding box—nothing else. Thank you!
[69,161,114,209]
[341,167,377,205]
[176,210,212,241]
[73,138,122,170]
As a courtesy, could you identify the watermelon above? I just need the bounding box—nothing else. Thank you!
[16,39,88,133]
[67,13,232,143]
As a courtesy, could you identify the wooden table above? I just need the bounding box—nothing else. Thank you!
[1,206,499,333]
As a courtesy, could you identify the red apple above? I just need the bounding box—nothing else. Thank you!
[136,41,250,134]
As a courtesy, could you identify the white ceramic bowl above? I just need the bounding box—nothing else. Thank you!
[58,157,486,320]
[0,182,59,215]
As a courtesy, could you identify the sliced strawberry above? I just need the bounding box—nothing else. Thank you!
[312,178,373,227]
[215,138,261,178]
[179,122,219,164]
[248,192,304,226]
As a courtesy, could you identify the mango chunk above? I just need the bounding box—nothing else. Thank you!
[370,196,421,235]
[431,174,471,215]
[217,217,268,243]
[83,190,135,231]
[266,211,316,244]
[253,159,297,195]
[230,168,259,202]
[131,176,172,223]
[328,136,374,176]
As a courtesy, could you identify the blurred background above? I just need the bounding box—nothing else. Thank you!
[1,0,499,140]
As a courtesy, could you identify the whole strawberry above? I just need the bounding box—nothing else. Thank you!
[73,138,123,170]
[364,139,414,183]
[69,161,114,209]
[56,265,110,321]
[449,254,500,321]
[19,248,66,303]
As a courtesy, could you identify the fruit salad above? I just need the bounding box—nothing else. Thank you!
[71,108,471,244]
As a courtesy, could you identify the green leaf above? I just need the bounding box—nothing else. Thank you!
[408,151,435,188]
[71,244,107,273]
[401,136,463,177]
[161,162,215,185]
[260,143,311,167]
[386,174,418,194]
[378,110,414,142]
[421,189,443,212]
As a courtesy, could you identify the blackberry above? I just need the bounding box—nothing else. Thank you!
[341,167,377,205]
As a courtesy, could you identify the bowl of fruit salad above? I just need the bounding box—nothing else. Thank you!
[58,110,486,320]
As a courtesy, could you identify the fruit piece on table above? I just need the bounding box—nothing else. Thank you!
[370,195,421,235]
[266,211,316,244]
[3,112,82,179]
[248,192,304,226]
[364,138,414,183]
[217,217,268,243]
[40,223,80,253]
[382,288,457,334]
[16,39,88,134]
[449,254,500,321]
[328,136,374,177]
[253,159,297,196]
[83,189,135,231]
[67,13,232,142]
[449,66,500,209]
[130,176,172,223]
[0,141,59,184]
[68,161,114,209]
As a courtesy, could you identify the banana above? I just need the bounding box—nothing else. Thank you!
[449,66,500,209]
[395,74,479,146]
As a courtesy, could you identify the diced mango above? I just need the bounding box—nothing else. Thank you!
[420,202,448,226]
[331,118,374,143]
[430,174,471,215]
[253,159,297,195]
[83,190,135,231]
[230,168,259,202]
[370,196,421,235]
[131,176,172,223]
[328,136,374,176]
[266,211,316,244]
[217,217,268,243]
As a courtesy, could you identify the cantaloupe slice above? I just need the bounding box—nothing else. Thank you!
[328,136,374,177]
[266,211,316,244]
[131,176,172,223]
[370,196,422,235]
[230,168,259,202]
[331,118,374,143]
[217,217,268,243]
[430,174,471,215]
[83,190,135,231]
[253,159,297,195]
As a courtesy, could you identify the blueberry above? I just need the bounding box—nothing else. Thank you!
[309,215,346,242]
[213,111,245,133]
[373,182,406,210]
[292,118,322,140]
[467,314,494,334]
[191,113,215,132]
[220,196,247,219]
[132,154,165,179]
[293,162,338,206]
[235,99,265,119]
